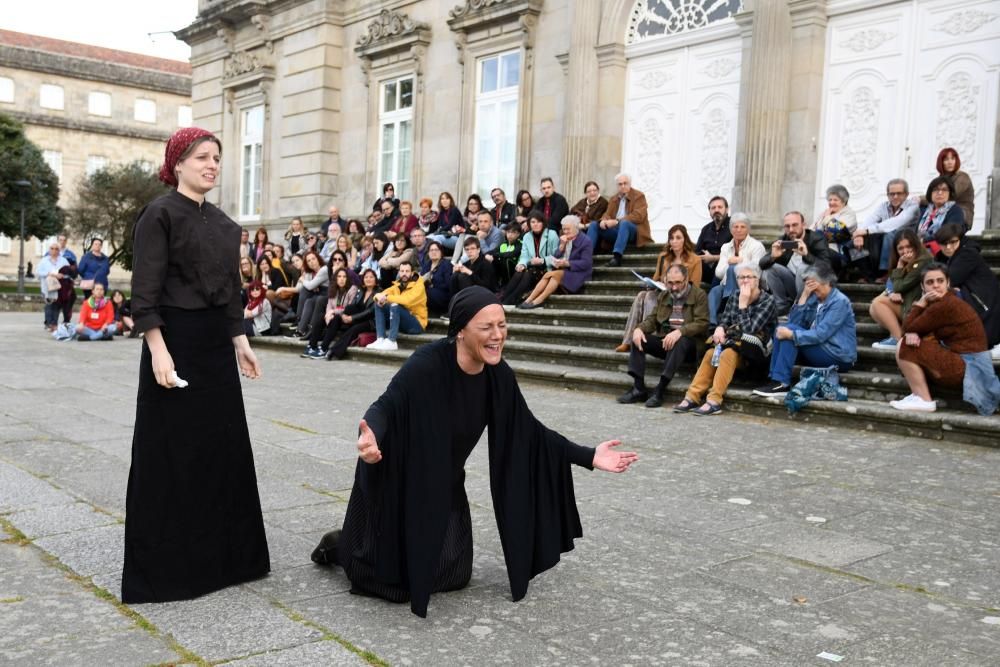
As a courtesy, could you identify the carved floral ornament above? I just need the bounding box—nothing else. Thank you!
[449,0,510,20]
[626,0,743,45]
[933,9,998,36]
[356,9,430,48]
[223,48,272,80]
[840,28,896,53]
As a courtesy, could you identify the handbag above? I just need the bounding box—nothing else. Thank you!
[80,278,95,290]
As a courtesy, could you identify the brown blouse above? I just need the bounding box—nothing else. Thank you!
[902,292,986,353]
[570,196,608,223]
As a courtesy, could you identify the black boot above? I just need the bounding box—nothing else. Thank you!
[607,253,622,267]
[617,384,648,404]
[311,530,341,566]
[645,378,668,408]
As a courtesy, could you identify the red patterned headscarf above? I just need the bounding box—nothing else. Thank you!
[158,127,218,187]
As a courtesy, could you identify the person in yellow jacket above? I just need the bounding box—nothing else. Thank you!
[368,261,428,351]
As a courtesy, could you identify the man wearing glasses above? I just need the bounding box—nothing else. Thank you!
[851,178,919,282]
[617,264,708,408]
[593,173,651,267]
[759,211,831,316]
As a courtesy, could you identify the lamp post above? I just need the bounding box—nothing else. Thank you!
[12,180,31,295]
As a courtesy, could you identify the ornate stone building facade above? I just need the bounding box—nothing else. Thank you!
[177,0,1000,240]
[0,29,192,279]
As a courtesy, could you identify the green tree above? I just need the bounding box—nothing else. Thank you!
[69,161,168,271]
[0,113,62,239]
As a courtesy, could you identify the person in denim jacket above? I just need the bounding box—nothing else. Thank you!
[754,263,857,397]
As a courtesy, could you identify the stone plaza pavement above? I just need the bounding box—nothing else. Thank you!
[0,312,998,666]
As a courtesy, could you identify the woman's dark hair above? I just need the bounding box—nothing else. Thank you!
[382,182,395,195]
[371,232,389,254]
[110,289,126,304]
[516,189,534,210]
[935,147,960,175]
[346,219,365,234]
[527,209,546,228]
[328,267,352,299]
[919,261,950,283]
[463,236,482,249]
[327,249,349,274]
[360,268,378,290]
[302,250,323,272]
[464,194,484,216]
[254,227,268,244]
[426,241,445,262]
[393,234,412,250]
[933,222,966,246]
[925,175,956,202]
[889,228,923,269]
[663,224,695,261]
[583,180,599,193]
[256,256,271,277]
[438,191,455,210]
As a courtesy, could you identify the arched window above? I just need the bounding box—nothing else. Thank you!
[626,0,743,45]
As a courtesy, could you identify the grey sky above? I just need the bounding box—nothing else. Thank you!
[2,1,199,62]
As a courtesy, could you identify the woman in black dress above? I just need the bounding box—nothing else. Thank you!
[122,127,270,603]
[311,286,638,617]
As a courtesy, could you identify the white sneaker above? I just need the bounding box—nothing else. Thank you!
[367,338,386,350]
[383,339,398,351]
[889,394,937,412]
[992,344,1000,360]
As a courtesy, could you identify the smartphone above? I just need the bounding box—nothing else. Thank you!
[779,240,799,250]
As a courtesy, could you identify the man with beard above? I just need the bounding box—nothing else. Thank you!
[695,196,732,281]
[759,211,832,315]
[538,177,570,233]
[489,188,517,228]
[617,264,709,408]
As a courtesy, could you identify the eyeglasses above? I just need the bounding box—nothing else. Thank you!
[736,275,758,281]
[932,186,950,194]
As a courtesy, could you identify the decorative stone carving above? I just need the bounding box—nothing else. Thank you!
[217,24,236,53]
[250,13,273,52]
[638,70,671,90]
[636,116,664,201]
[936,73,979,170]
[223,48,271,80]
[700,108,729,195]
[839,86,880,193]
[356,9,429,48]
[702,57,739,79]
[449,0,510,20]
[626,0,742,45]
[840,28,895,52]
[933,9,998,36]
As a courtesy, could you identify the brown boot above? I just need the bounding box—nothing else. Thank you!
[614,343,630,353]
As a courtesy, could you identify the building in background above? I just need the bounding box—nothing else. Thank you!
[173,0,998,240]
[0,29,192,280]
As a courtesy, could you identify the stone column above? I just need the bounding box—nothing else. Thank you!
[559,0,602,198]
[736,0,793,227]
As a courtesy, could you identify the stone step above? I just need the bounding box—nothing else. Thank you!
[250,335,1000,447]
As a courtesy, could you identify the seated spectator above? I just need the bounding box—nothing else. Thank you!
[675,263,777,416]
[289,250,329,337]
[410,227,431,273]
[495,223,523,288]
[240,228,252,258]
[759,211,831,315]
[890,263,989,412]
[334,234,359,270]
[615,223,702,353]
[321,269,380,360]
[75,283,117,341]
[917,176,965,247]
[570,180,609,232]
[934,223,1000,349]
[379,234,415,289]
[812,184,856,276]
[387,200,418,240]
[518,214,593,309]
[78,237,111,299]
[257,256,288,318]
[501,211,559,306]
[37,240,68,331]
[284,217,307,256]
[851,178,919,282]
[488,187,517,228]
[360,233,390,280]
[422,241,454,316]
[321,204,347,238]
[368,209,391,236]
[708,213,766,327]
[427,191,466,252]
[935,147,974,225]
[451,237,497,293]
[537,177,570,233]
[300,251,361,341]
[303,232,320,257]
[302,268,358,358]
[327,250,361,287]
[243,281,273,337]
[239,256,255,294]
[617,265,708,408]
[695,196,732,280]
[417,197,439,234]
[464,194,485,229]
[754,263,857,397]
[369,262,427,351]
[272,245,296,284]
[869,229,932,349]
[454,210,503,265]
[593,173,651,267]
[251,227,268,261]
[110,289,135,336]
[372,182,399,214]
[346,219,366,249]
[514,189,535,231]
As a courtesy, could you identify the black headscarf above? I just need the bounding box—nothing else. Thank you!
[447,286,500,338]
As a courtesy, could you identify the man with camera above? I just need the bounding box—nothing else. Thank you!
[759,211,831,315]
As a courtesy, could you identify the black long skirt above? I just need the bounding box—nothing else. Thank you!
[121,307,270,603]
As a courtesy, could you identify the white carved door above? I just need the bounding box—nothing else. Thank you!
[622,37,742,242]
[817,0,1000,233]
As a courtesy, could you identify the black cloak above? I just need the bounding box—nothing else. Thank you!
[345,338,594,617]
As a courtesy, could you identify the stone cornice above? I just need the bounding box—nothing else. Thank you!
[354,9,431,59]
[594,43,625,69]
[0,47,191,96]
[446,0,544,34]
[787,0,828,29]
[176,0,272,44]
[7,110,173,142]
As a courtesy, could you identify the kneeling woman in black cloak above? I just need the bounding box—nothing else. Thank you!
[311,286,638,617]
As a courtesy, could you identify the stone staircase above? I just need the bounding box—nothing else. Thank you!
[253,232,1000,447]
